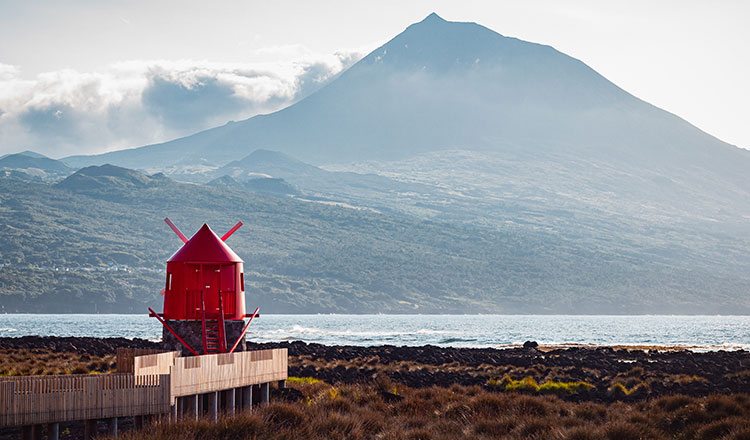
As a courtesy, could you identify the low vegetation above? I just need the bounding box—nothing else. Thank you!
[109,378,750,440]
[487,376,595,396]
[2,344,750,439]
[0,349,114,376]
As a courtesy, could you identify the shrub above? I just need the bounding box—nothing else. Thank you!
[705,395,744,419]
[469,394,508,415]
[264,402,305,428]
[513,395,551,416]
[488,376,594,396]
[315,413,361,439]
[730,429,750,440]
[539,380,594,396]
[624,366,644,378]
[655,394,693,412]
[472,419,515,436]
[515,418,553,437]
[696,419,740,440]
[608,381,649,399]
[405,429,432,440]
[287,376,322,385]
[564,426,602,440]
[604,421,647,440]
[70,366,88,374]
[572,402,607,423]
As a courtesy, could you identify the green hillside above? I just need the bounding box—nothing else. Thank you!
[1,166,749,314]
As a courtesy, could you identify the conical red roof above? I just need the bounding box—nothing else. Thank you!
[167,224,243,263]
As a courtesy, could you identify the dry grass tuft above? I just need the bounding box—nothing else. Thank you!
[0,349,114,376]
[103,380,750,440]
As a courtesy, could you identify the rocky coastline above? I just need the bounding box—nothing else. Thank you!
[2,336,749,403]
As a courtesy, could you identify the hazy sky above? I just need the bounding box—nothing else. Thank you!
[0,0,747,158]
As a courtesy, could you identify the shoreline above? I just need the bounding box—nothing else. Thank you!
[2,334,748,353]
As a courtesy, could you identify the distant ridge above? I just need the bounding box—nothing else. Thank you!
[0,150,47,160]
[56,164,170,198]
[0,153,71,173]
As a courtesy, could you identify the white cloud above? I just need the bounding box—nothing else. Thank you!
[0,50,362,159]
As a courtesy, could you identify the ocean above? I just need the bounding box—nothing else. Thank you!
[0,314,749,351]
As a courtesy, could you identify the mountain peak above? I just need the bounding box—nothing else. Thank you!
[419,12,445,23]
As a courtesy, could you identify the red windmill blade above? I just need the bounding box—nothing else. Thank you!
[221,221,243,241]
[164,217,188,243]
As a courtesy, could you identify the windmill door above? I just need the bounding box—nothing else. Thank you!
[202,264,221,317]
[220,264,236,318]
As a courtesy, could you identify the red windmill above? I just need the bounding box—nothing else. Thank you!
[149,218,259,356]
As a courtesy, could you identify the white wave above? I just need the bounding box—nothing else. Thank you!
[253,325,453,338]
[0,327,18,332]
[490,341,750,352]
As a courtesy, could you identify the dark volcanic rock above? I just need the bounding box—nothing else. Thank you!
[245,341,750,401]
[0,336,158,356]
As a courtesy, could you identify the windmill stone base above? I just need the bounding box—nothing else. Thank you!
[162,320,247,356]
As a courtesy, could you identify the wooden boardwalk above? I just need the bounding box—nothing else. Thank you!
[0,373,170,427]
[169,349,287,400]
[0,348,288,436]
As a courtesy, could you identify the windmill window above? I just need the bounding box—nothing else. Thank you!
[166,273,172,291]
[240,273,245,291]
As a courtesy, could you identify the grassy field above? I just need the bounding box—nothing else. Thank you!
[0,348,114,376]
[109,377,750,440]
[3,345,750,439]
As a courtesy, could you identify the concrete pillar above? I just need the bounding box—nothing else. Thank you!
[207,391,218,421]
[134,415,143,430]
[226,388,236,416]
[47,422,59,440]
[261,382,270,404]
[242,385,253,411]
[83,419,97,440]
[278,379,286,389]
[106,418,118,437]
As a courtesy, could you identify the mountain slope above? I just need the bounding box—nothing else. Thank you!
[3,169,750,314]
[63,13,749,177]
[0,152,73,180]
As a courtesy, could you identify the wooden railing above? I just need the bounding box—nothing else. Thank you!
[0,373,170,427]
[170,348,287,399]
[134,351,181,376]
[0,348,287,428]
[116,348,169,373]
